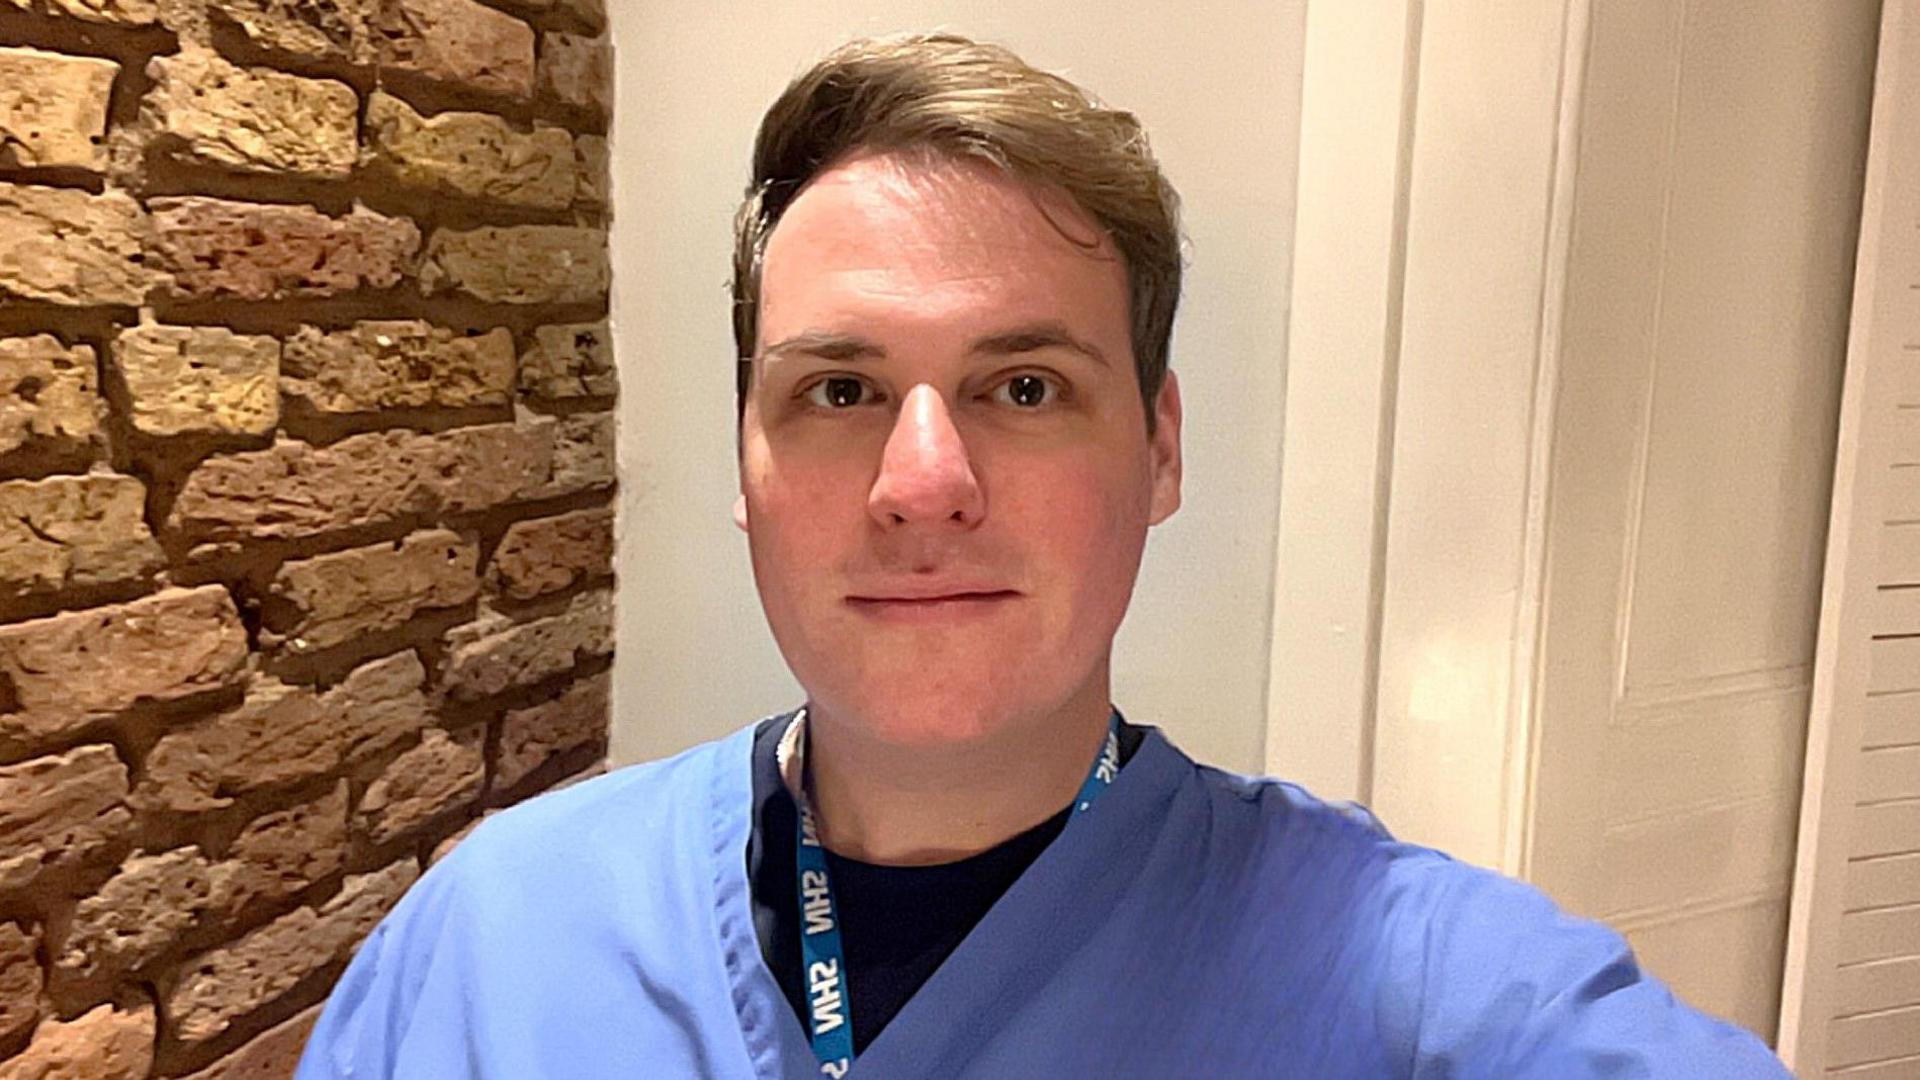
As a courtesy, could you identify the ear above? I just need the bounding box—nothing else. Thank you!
[1147,370,1183,526]
[733,492,749,533]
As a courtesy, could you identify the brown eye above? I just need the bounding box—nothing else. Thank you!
[995,374,1057,408]
[805,376,870,408]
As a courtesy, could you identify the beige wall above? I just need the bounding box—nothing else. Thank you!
[606,2,1305,771]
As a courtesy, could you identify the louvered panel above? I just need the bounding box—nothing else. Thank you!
[1830,1051,1920,1078]
[1871,637,1920,693]
[1866,692,1920,748]
[1884,526,1920,584]
[1860,746,1920,803]
[1829,1004,1920,1070]
[1877,589,1920,635]
[1837,955,1920,1017]
[1840,905,1920,966]
[1892,409,1920,465]
[1852,800,1920,859]
[1900,355,1920,406]
[1890,466,1920,522]
[1850,853,1920,912]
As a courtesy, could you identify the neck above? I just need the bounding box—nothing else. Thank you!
[799,689,1114,867]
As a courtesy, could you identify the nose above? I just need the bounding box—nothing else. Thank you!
[868,383,985,528]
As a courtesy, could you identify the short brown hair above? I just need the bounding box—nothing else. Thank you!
[732,33,1183,430]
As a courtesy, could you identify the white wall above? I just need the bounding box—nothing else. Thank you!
[605,2,1306,770]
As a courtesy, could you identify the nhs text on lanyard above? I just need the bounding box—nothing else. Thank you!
[794,715,1123,1077]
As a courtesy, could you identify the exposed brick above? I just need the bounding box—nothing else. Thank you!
[374,0,535,99]
[169,420,560,543]
[0,47,117,172]
[57,846,236,984]
[137,652,429,813]
[0,184,154,306]
[282,320,515,413]
[354,724,482,847]
[520,321,613,399]
[165,860,416,1045]
[419,224,608,304]
[266,528,479,652]
[0,921,39,1044]
[0,1003,154,1080]
[0,586,247,727]
[208,0,376,65]
[0,336,100,470]
[226,781,347,912]
[496,671,607,789]
[181,1003,319,1080]
[573,133,607,207]
[490,506,611,600]
[113,324,280,438]
[537,32,609,119]
[6,0,162,27]
[428,811,486,864]
[545,411,614,497]
[147,196,419,302]
[0,745,131,895]
[143,51,358,179]
[554,0,603,32]
[362,91,573,210]
[0,474,163,602]
[442,589,611,700]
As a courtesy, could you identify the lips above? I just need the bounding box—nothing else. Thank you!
[844,588,1020,618]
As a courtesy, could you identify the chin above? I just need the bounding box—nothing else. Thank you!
[811,683,1038,750]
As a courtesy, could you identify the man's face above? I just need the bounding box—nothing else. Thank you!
[736,151,1182,750]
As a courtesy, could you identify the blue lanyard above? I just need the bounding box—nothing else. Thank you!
[793,713,1122,1077]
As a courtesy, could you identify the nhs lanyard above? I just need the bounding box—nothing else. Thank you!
[792,713,1123,1077]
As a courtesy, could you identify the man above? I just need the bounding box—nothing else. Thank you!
[298,33,1788,1078]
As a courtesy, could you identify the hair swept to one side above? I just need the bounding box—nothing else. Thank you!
[731,32,1183,431]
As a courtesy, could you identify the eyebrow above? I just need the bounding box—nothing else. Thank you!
[760,321,1109,368]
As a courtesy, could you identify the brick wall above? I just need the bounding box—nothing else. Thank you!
[0,0,615,1075]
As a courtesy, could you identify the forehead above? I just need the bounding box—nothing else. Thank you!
[756,152,1128,343]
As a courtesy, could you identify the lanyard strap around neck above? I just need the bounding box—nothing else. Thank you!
[788,710,1123,1077]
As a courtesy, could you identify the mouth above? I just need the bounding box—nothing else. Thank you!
[845,590,1021,620]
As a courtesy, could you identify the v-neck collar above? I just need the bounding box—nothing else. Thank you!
[707,715,1191,1079]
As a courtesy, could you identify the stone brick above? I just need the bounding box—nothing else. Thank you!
[168,421,562,543]
[282,320,515,413]
[165,860,416,1045]
[147,196,419,302]
[226,781,347,912]
[491,506,611,600]
[0,1003,154,1080]
[520,321,613,399]
[0,745,130,895]
[143,51,358,179]
[0,586,247,728]
[0,184,152,306]
[419,224,608,304]
[0,47,117,172]
[545,411,614,497]
[354,725,482,847]
[428,811,486,864]
[208,0,376,64]
[362,91,573,209]
[113,324,279,438]
[57,847,235,984]
[496,671,607,789]
[266,529,479,652]
[32,0,160,25]
[573,134,607,207]
[0,921,39,1044]
[537,32,609,118]
[554,0,603,32]
[375,0,535,99]
[0,337,100,469]
[137,652,429,813]
[442,589,611,700]
[0,474,163,603]
[181,1004,319,1080]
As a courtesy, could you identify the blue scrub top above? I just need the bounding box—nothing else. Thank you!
[297,721,1789,1078]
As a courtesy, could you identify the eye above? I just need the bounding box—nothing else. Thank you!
[993,373,1060,408]
[802,376,873,409]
